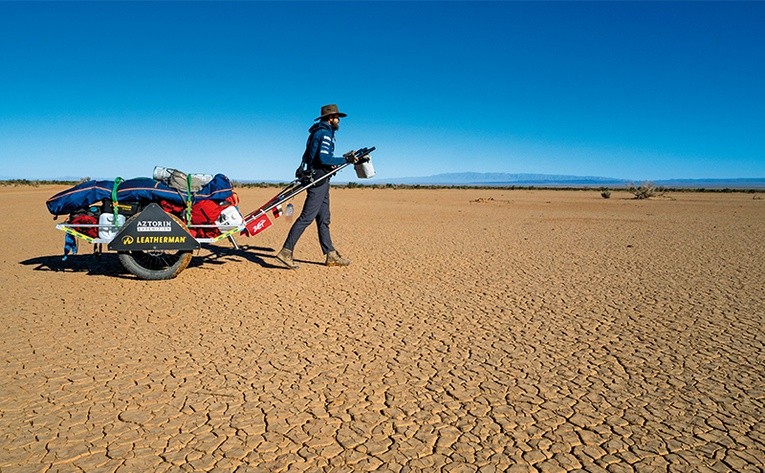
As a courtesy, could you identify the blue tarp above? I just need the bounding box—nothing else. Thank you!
[46,175,234,215]
[194,174,235,202]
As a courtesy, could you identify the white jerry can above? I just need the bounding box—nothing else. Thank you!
[98,212,126,240]
[217,206,244,228]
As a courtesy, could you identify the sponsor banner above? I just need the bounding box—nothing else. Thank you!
[137,221,172,232]
[243,213,272,237]
[108,203,199,251]
[119,235,190,245]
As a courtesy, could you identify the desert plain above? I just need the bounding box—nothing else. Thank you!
[1,184,764,472]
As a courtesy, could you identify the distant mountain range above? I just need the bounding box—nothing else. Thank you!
[369,173,765,189]
[373,172,627,186]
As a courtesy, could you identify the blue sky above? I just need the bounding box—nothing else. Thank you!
[1,1,763,181]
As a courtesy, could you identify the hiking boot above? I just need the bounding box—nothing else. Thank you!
[325,250,351,267]
[276,248,299,269]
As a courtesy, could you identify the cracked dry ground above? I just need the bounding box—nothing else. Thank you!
[1,187,764,472]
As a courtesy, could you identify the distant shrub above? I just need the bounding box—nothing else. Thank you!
[628,182,664,199]
[234,182,286,189]
[600,189,611,199]
[0,179,75,187]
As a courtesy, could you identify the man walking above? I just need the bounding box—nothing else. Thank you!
[275,104,359,269]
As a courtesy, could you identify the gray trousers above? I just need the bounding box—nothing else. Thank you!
[283,178,334,254]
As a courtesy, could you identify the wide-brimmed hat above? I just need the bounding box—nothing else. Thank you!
[315,104,348,121]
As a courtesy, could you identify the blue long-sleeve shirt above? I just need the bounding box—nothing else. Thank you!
[303,121,346,170]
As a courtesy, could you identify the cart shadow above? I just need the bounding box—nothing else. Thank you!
[21,244,314,277]
[20,253,133,278]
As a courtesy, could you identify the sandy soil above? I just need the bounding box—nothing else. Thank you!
[1,185,764,472]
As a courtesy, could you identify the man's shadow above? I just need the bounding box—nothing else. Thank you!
[205,244,329,269]
[192,243,285,270]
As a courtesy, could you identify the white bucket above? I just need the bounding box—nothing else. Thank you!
[354,160,376,179]
[217,206,244,229]
[98,213,126,240]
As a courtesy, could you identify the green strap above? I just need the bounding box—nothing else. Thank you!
[111,177,124,225]
[185,173,193,224]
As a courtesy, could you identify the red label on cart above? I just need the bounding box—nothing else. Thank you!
[244,213,272,237]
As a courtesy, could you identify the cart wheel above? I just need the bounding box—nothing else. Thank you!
[119,250,192,280]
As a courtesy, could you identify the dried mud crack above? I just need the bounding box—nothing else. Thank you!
[2,187,764,472]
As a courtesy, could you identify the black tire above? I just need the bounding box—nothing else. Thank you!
[118,249,192,280]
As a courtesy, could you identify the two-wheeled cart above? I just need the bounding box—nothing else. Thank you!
[54,148,375,280]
